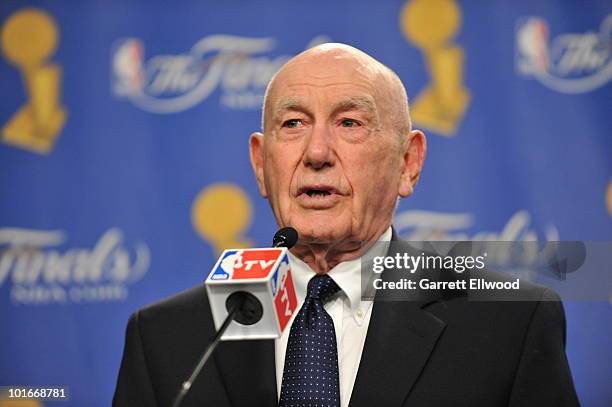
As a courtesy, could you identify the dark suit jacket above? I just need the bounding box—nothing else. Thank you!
[113,240,580,407]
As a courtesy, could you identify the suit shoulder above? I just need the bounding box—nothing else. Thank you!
[135,284,214,332]
[142,283,209,312]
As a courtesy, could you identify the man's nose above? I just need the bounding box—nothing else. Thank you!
[302,123,335,170]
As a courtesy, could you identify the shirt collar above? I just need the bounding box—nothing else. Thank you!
[287,226,392,324]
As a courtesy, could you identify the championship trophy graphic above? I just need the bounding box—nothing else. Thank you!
[1,8,67,154]
[400,0,470,136]
[192,183,254,255]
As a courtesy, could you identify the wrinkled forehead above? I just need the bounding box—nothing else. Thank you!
[265,52,389,122]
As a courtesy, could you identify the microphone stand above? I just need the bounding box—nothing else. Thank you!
[170,303,238,407]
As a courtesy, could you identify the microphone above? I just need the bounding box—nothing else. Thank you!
[273,226,298,248]
[171,227,299,407]
[205,226,299,339]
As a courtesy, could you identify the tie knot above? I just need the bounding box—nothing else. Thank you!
[306,274,340,303]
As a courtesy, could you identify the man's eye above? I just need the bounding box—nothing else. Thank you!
[282,119,302,128]
[340,119,360,127]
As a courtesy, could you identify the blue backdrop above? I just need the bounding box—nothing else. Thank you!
[1,1,610,406]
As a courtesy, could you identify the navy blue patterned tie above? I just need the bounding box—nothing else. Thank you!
[279,274,341,407]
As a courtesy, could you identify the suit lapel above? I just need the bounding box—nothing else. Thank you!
[214,339,277,407]
[349,299,446,406]
[349,231,449,407]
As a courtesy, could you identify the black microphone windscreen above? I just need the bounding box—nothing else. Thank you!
[272,227,299,249]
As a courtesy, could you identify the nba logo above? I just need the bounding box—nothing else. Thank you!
[112,38,145,96]
[209,250,241,280]
[516,17,550,75]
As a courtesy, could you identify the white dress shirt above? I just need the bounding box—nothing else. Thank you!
[275,227,392,407]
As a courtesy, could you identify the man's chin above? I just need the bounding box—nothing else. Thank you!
[292,220,349,245]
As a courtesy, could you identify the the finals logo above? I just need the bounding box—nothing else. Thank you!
[111,35,329,114]
[0,227,150,305]
[516,14,612,94]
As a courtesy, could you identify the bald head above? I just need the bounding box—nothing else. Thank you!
[261,43,411,138]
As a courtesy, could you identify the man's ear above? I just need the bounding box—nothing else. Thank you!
[249,132,268,198]
[398,129,426,197]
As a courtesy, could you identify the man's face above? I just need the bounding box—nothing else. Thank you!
[250,52,423,246]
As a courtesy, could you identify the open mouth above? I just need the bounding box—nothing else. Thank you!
[298,185,339,197]
[297,185,341,208]
[305,189,332,198]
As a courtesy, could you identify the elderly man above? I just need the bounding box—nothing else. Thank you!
[114,44,579,407]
